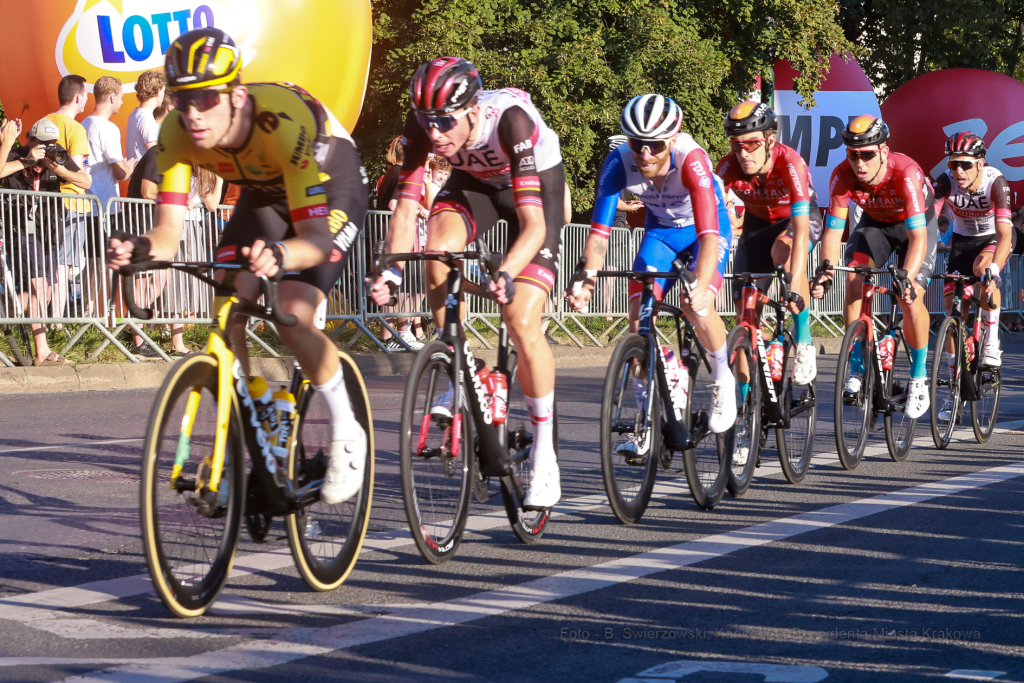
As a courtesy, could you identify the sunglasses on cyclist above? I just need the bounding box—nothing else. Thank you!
[847,149,879,162]
[729,137,769,153]
[627,138,670,155]
[170,88,231,113]
[415,108,471,133]
[948,159,977,171]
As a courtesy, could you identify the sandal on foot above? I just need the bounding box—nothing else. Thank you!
[33,352,70,367]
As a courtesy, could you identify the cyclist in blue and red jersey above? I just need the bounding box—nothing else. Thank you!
[716,100,823,389]
[568,94,737,434]
[812,115,938,420]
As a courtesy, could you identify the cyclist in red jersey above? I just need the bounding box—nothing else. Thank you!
[813,115,938,419]
[369,57,564,508]
[716,101,822,390]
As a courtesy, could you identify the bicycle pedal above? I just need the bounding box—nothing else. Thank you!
[521,503,549,512]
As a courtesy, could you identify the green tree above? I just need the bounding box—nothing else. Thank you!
[357,0,854,211]
[837,0,1024,97]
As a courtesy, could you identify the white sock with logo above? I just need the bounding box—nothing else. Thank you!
[524,391,557,472]
[982,307,1000,353]
[312,366,357,437]
[709,343,731,382]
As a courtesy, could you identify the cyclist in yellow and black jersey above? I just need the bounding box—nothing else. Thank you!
[108,28,370,505]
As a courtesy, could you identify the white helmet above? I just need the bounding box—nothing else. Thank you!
[620,94,682,140]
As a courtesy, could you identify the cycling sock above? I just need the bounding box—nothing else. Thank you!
[709,343,730,382]
[312,367,357,436]
[982,307,1000,350]
[524,391,557,471]
[910,345,929,379]
[850,339,865,377]
[794,307,812,345]
[739,382,751,404]
[946,351,956,376]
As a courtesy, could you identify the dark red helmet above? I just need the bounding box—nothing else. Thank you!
[945,132,986,158]
[409,57,482,115]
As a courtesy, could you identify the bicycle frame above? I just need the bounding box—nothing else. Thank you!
[732,273,792,429]
[942,274,992,402]
[842,267,905,415]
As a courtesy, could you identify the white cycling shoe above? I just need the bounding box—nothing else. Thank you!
[905,378,930,420]
[937,394,963,422]
[523,453,561,509]
[843,374,863,396]
[321,424,367,505]
[983,344,1002,368]
[793,343,817,385]
[709,374,738,434]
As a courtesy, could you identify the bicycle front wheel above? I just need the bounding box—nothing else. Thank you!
[971,364,1001,443]
[834,320,873,470]
[929,317,962,450]
[500,349,554,542]
[883,329,917,462]
[286,352,374,591]
[725,326,759,497]
[399,341,474,564]
[777,338,816,484]
[140,354,245,618]
[681,345,729,510]
[600,334,660,524]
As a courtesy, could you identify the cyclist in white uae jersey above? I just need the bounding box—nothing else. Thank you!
[931,133,1011,419]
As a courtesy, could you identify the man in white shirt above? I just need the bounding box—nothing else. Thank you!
[126,70,164,161]
[82,76,136,315]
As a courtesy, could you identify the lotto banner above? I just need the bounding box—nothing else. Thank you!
[0,0,372,137]
[773,55,881,197]
[882,68,1024,206]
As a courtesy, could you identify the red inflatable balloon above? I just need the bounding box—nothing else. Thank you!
[882,68,1024,206]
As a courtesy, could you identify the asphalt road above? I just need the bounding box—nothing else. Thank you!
[0,347,1022,683]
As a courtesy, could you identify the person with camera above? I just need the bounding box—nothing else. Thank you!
[0,118,85,365]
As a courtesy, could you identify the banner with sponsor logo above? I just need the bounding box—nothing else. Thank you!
[881,68,1024,207]
[773,55,881,198]
[0,0,371,140]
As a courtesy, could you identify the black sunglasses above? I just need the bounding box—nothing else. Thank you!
[627,138,669,155]
[847,149,879,162]
[170,88,231,113]
[415,109,470,133]
[948,159,977,171]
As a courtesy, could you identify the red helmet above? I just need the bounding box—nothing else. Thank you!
[409,57,482,115]
[945,132,986,158]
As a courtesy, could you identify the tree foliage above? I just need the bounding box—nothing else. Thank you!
[356,0,854,209]
[837,0,1024,98]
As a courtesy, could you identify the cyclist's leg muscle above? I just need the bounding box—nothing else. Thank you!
[504,283,555,397]
[276,280,339,386]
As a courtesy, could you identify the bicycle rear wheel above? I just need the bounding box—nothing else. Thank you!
[140,354,245,618]
[286,352,374,591]
[399,341,474,564]
[725,326,759,497]
[681,346,729,510]
[500,349,555,542]
[777,338,816,484]
[929,317,962,450]
[971,364,1000,443]
[883,329,917,462]
[835,320,873,470]
[600,334,660,524]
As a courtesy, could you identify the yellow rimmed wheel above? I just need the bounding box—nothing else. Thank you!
[285,352,374,591]
[140,353,246,618]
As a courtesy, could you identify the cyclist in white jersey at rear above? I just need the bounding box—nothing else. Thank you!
[931,132,1012,418]
[568,94,737,433]
[369,57,564,508]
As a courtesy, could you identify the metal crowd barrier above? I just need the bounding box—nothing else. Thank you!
[1,187,1022,364]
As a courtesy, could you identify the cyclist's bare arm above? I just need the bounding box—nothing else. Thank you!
[502,204,546,278]
[107,203,187,269]
[384,196,423,262]
[787,213,810,276]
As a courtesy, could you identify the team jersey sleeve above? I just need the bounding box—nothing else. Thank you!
[496,105,544,212]
[781,148,812,216]
[396,111,431,202]
[895,164,929,230]
[155,114,195,208]
[679,147,720,238]
[931,172,952,200]
[590,152,628,239]
[825,166,851,232]
[992,174,1013,225]
[266,103,329,224]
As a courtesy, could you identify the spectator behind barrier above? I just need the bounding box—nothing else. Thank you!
[127,69,165,162]
[0,118,85,365]
[46,75,93,326]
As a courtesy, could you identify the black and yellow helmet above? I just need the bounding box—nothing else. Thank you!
[165,28,242,91]
[842,115,889,147]
[724,100,777,136]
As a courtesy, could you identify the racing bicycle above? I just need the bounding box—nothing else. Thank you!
[121,260,374,618]
[930,272,1001,448]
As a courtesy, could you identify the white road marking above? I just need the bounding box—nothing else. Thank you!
[42,459,1024,682]
[620,659,829,682]
[945,671,1007,681]
[0,439,143,455]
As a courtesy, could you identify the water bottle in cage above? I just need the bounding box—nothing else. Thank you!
[659,346,687,420]
[965,334,975,363]
[878,333,895,371]
[489,370,508,425]
[473,359,493,422]
[767,340,784,382]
